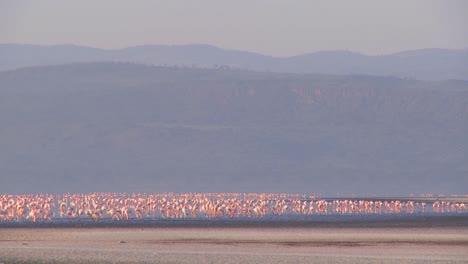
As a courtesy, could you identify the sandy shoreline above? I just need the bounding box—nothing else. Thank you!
[1,226,467,263]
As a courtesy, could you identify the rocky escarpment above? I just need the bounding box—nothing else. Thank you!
[0,63,467,194]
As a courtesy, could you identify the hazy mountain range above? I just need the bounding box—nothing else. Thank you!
[1,62,467,194]
[1,44,467,81]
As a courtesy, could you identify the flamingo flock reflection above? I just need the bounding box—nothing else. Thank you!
[0,193,466,223]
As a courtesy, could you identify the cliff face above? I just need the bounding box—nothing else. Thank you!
[0,63,467,194]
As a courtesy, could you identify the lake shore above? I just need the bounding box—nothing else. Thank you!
[1,225,467,263]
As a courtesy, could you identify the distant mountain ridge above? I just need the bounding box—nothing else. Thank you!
[1,44,467,81]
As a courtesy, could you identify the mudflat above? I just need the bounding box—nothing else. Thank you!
[0,226,467,263]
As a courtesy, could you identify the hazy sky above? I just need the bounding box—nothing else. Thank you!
[1,0,467,56]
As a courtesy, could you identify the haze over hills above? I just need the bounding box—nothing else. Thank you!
[1,62,467,194]
[1,44,467,81]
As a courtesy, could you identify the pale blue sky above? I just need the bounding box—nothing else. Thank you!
[1,0,467,56]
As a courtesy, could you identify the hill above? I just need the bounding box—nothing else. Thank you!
[0,63,467,194]
[1,44,467,81]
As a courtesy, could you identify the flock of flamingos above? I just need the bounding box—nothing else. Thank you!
[0,193,466,223]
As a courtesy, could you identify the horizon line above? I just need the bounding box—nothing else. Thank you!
[1,42,467,58]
